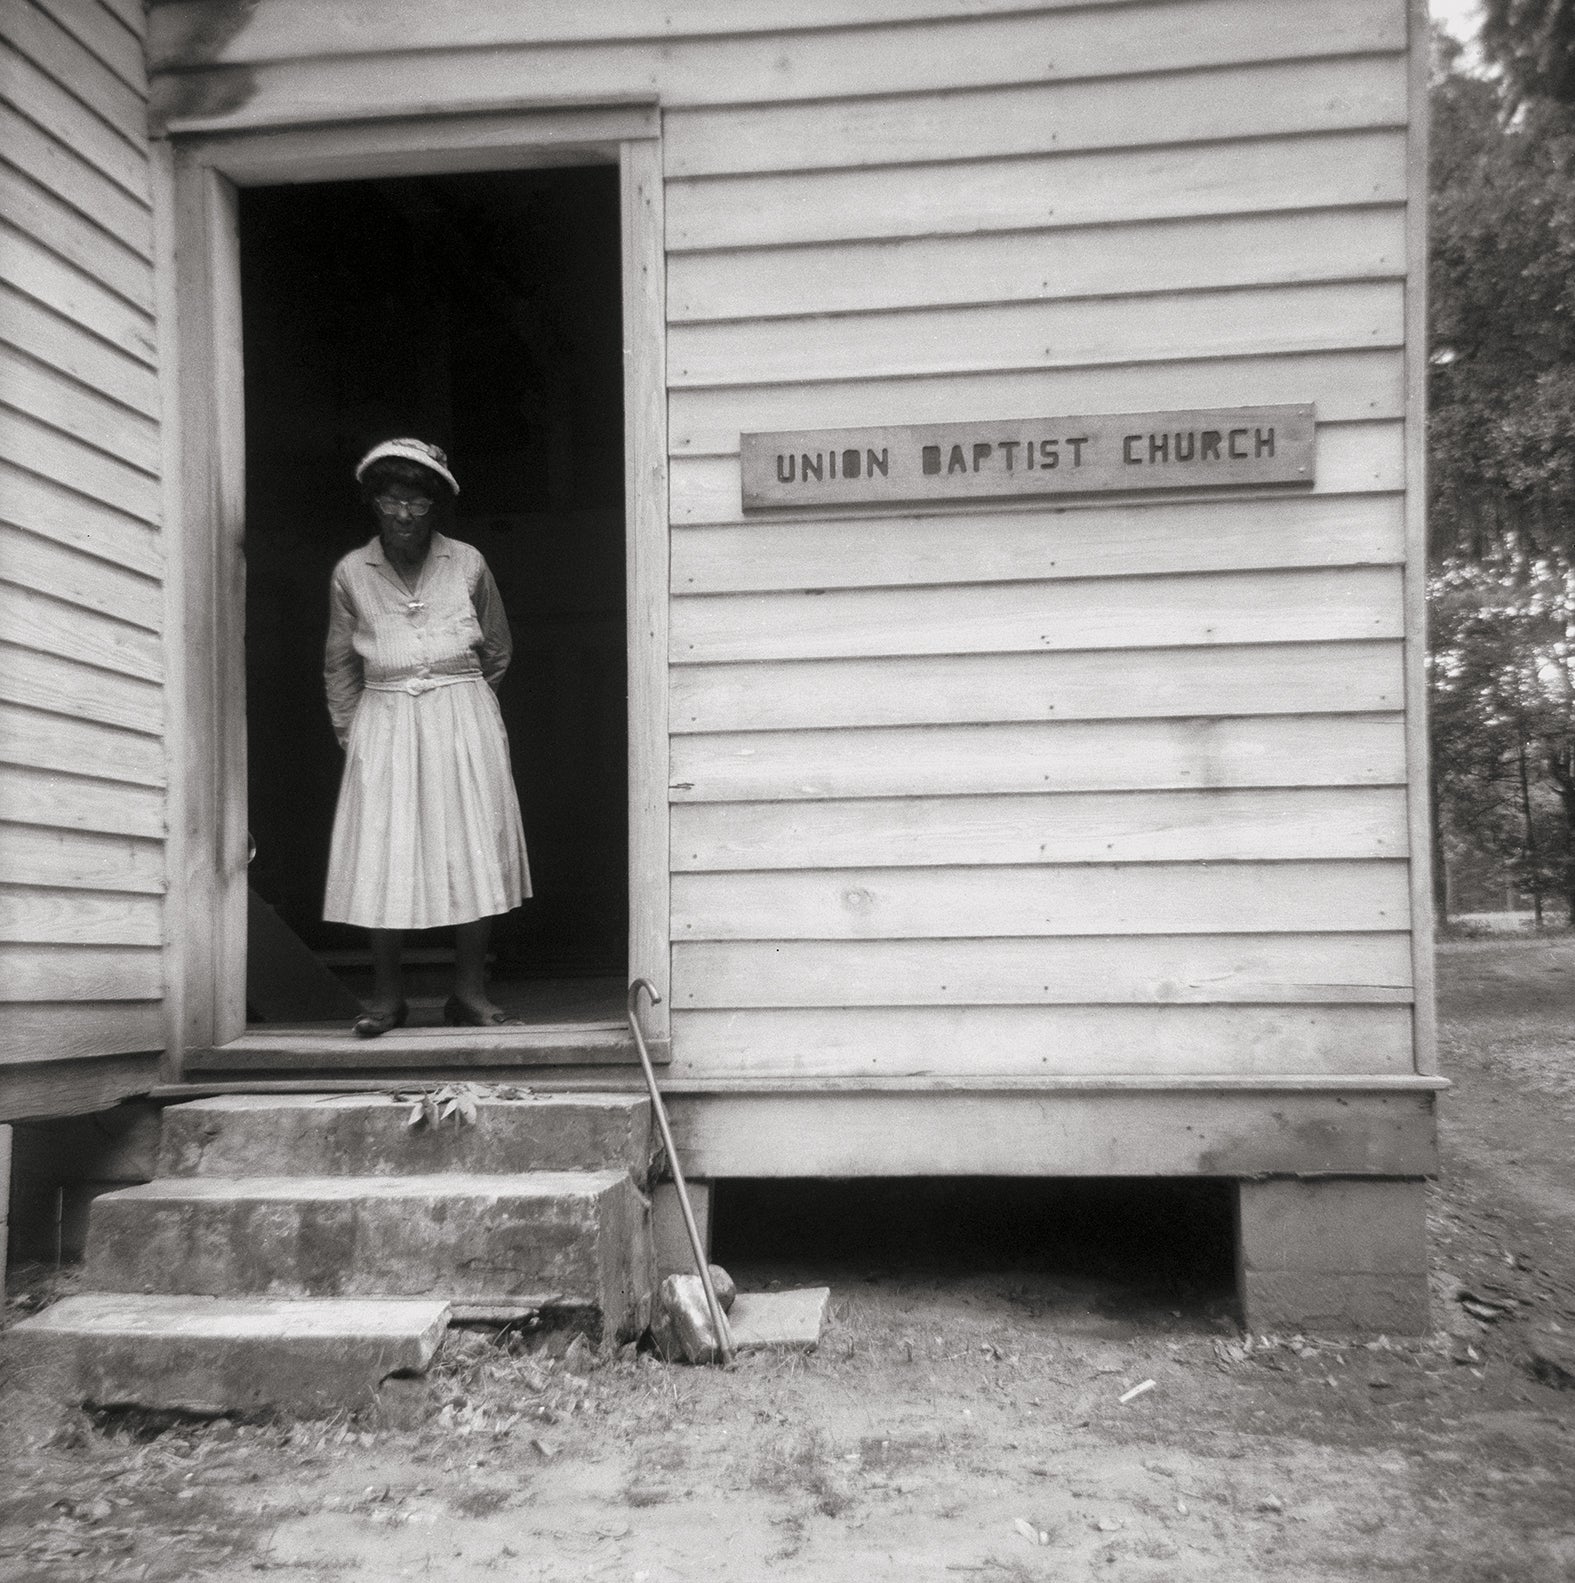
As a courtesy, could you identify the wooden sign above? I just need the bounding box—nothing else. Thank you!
[741,404,1315,509]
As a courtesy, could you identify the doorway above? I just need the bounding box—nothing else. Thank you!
[238,166,628,1027]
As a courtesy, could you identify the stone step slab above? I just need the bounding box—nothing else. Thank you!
[84,1172,653,1338]
[157,1094,654,1179]
[7,1294,449,1416]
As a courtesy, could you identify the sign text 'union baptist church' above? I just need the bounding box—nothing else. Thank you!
[741,404,1315,509]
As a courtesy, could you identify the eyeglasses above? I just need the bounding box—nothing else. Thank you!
[375,496,434,518]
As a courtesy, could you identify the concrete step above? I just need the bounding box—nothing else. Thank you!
[158,1094,654,1179]
[84,1172,653,1338]
[8,1294,449,1415]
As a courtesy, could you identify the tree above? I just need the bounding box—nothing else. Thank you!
[1481,0,1575,108]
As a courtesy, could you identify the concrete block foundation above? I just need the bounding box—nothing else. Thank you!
[1236,1177,1430,1335]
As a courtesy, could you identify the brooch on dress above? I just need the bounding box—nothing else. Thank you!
[404,599,426,615]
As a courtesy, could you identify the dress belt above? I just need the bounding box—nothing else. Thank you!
[363,672,482,698]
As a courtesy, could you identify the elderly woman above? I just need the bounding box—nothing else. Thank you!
[324,438,530,1036]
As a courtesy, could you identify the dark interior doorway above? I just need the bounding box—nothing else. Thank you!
[239,166,628,1023]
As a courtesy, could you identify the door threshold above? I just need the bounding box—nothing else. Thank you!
[186,1018,655,1073]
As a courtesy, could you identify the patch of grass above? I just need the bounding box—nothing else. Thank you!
[750,1427,855,1517]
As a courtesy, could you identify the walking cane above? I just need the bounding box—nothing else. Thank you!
[626,978,735,1365]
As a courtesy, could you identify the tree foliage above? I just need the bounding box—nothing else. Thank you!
[1481,0,1575,108]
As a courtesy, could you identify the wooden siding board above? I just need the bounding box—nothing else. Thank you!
[671,567,1403,663]
[669,350,1407,456]
[669,714,1410,802]
[0,0,146,147]
[0,286,161,418]
[0,354,162,477]
[0,643,164,734]
[667,1003,1416,1078]
[0,942,161,1002]
[665,55,1408,177]
[0,406,161,524]
[0,103,154,258]
[669,208,1409,323]
[0,703,165,786]
[148,0,1282,66]
[0,170,153,312]
[673,494,1406,595]
[0,524,161,628]
[0,584,162,681]
[672,640,1405,734]
[667,131,1408,252]
[0,461,162,576]
[0,763,164,838]
[31,0,148,94]
[672,786,1410,871]
[0,1005,163,1065]
[0,884,162,945]
[672,933,1416,1007]
[0,822,163,893]
[1,47,152,200]
[148,0,1407,125]
[672,859,1412,941]
[671,425,1406,523]
[0,224,157,367]
[668,282,1404,388]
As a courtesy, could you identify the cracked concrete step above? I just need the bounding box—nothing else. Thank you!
[158,1093,653,1179]
[85,1172,653,1338]
[8,1294,449,1415]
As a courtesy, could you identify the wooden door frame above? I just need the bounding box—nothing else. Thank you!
[154,105,670,1075]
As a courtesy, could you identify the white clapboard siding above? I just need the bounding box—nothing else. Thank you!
[0,822,164,892]
[667,131,1407,252]
[32,0,148,92]
[0,0,147,146]
[670,282,1402,389]
[0,226,157,364]
[670,350,1406,456]
[673,860,1411,941]
[0,1002,165,1062]
[0,942,160,1002]
[670,714,1410,803]
[148,0,1390,65]
[672,641,1404,735]
[671,424,1406,524]
[0,526,162,627]
[0,762,164,839]
[0,356,162,477]
[0,704,164,786]
[146,0,1405,125]
[0,103,154,259]
[0,643,164,735]
[0,884,162,946]
[669,207,1408,324]
[672,567,1403,664]
[665,55,1408,178]
[673,933,1415,1007]
[0,171,155,311]
[0,46,150,200]
[0,286,161,418]
[672,786,1410,872]
[0,462,162,576]
[0,584,162,680]
[0,407,161,522]
[0,0,167,1106]
[667,1004,1415,1077]
[674,494,1405,595]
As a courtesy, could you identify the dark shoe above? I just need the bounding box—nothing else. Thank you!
[352,1001,408,1039]
[442,995,520,1028]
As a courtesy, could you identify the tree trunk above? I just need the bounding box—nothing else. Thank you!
[1517,728,1543,927]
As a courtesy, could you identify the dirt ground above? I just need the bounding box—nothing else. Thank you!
[3,936,1574,1582]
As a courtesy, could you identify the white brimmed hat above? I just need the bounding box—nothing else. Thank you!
[354,438,459,496]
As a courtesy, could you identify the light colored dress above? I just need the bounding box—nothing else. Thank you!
[323,531,531,930]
